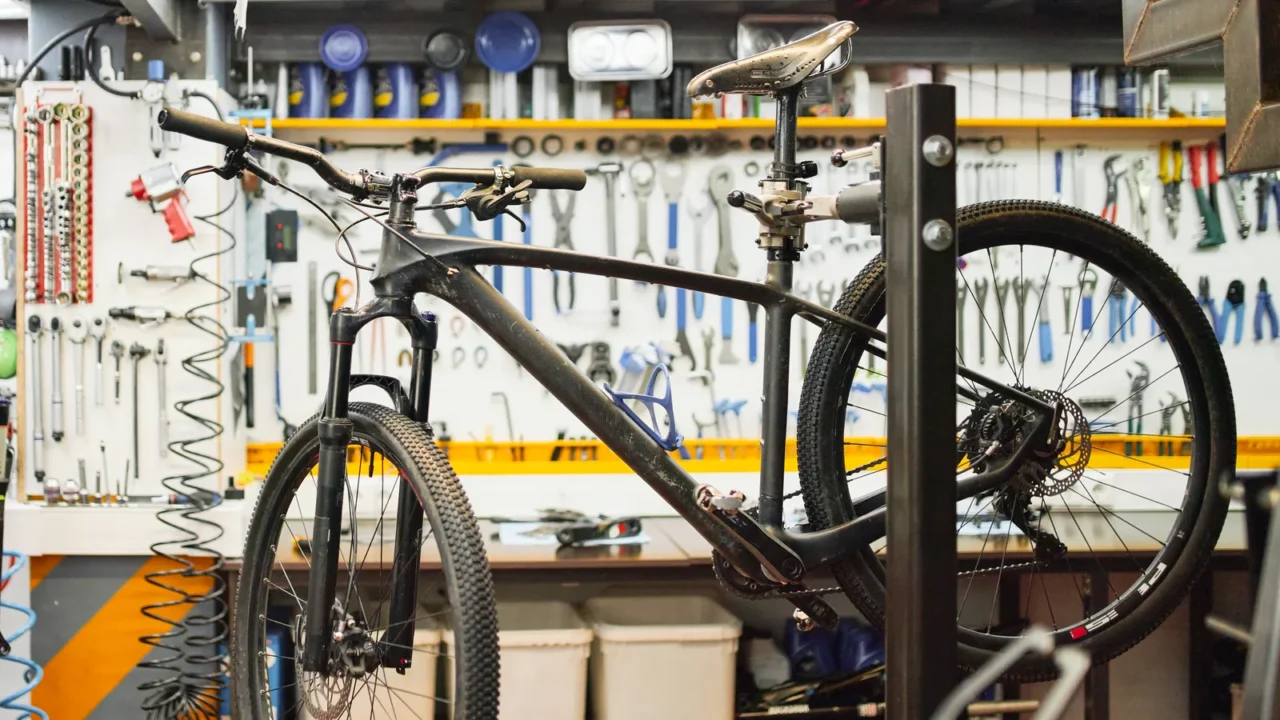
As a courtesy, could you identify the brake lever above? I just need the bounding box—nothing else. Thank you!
[180,147,280,187]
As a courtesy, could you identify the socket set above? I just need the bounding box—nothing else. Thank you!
[22,91,94,305]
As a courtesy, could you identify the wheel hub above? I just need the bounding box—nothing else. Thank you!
[963,388,1090,498]
[293,603,381,720]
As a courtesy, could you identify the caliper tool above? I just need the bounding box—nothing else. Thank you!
[1100,155,1124,224]
[585,162,624,326]
[1256,278,1278,341]
[550,191,576,313]
[1158,141,1183,240]
[1196,276,1220,339]
[1217,279,1245,346]
[1188,143,1226,248]
[1257,172,1280,233]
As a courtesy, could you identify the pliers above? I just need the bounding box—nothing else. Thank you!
[1257,277,1278,341]
[1157,392,1179,456]
[1159,141,1184,240]
[1101,154,1124,223]
[1196,276,1220,338]
[1257,173,1280,232]
[549,191,576,314]
[1217,279,1245,345]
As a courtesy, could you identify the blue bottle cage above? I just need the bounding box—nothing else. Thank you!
[602,363,684,452]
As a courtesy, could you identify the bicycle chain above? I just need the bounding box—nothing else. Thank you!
[956,559,1044,578]
[711,550,842,599]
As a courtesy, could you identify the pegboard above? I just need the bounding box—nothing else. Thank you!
[17,80,245,500]
[254,125,1269,456]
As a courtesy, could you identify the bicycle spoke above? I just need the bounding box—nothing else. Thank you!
[1062,329,1160,395]
[1060,501,1118,597]
[1081,475,1181,511]
[1064,488,1168,547]
[986,495,1019,632]
[1056,260,1091,391]
[1089,443,1192,475]
[1086,364,1182,426]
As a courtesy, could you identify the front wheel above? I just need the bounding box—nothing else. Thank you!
[797,201,1235,680]
[234,402,499,719]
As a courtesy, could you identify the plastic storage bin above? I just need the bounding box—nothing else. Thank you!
[583,596,742,720]
[301,623,442,720]
[445,600,593,719]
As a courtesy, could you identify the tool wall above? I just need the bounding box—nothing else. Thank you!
[253,126,1278,450]
[17,81,244,500]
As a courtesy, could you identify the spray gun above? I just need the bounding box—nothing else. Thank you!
[128,163,195,243]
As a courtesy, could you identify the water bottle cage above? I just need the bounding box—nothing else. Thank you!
[601,363,684,452]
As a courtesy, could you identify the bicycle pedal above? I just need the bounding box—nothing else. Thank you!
[791,595,839,632]
[601,362,684,451]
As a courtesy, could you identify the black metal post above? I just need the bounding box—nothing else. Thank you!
[884,83,958,717]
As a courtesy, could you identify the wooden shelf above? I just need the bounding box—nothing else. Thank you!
[241,117,1226,134]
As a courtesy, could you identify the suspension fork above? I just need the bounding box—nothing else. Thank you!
[302,319,356,672]
[382,311,438,671]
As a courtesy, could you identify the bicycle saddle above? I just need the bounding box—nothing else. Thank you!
[687,21,858,96]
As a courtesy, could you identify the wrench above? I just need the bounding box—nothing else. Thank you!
[90,316,106,405]
[973,279,989,364]
[156,339,169,457]
[816,281,836,308]
[586,162,624,326]
[994,279,1012,363]
[956,284,967,361]
[629,159,656,267]
[67,317,87,436]
[1011,278,1031,365]
[709,166,740,364]
[701,327,716,376]
[687,193,713,319]
[129,343,150,481]
[110,340,124,403]
[719,300,740,365]
[28,315,44,481]
[49,317,63,442]
[1078,268,1099,333]
[1061,286,1074,336]
[658,160,687,319]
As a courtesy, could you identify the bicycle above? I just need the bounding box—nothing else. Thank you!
[159,19,1235,719]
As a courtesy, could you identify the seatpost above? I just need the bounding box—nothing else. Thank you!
[770,87,802,186]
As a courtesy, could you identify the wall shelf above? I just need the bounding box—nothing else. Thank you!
[241,117,1226,136]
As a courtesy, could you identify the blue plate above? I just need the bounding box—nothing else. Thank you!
[475,12,540,73]
[320,24,368,72]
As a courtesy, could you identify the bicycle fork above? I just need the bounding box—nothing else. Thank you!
[302,304,438,674]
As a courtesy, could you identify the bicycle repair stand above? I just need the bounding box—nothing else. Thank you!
[880,83,959,717]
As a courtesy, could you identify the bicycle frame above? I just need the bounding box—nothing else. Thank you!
[298,174,1057,671]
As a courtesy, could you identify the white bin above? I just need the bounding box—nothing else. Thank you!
[444,600,594,719]
[301,623,442,720]
[583,595,742,720]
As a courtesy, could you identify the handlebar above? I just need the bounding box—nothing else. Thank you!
[156,107,587,197]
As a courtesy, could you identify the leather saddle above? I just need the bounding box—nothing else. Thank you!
[687,21,858,97]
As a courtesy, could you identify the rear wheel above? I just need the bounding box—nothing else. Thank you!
[234,402,499,718]
[797,201,1235,679]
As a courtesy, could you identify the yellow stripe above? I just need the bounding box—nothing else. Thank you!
[34,556,215,719]
[27,555,60,590]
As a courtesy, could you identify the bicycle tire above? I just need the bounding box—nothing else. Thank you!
[796,201,1235,680]
[234,402,499,719]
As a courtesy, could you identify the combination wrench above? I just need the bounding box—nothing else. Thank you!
[658,161,695,367]
[687,193,713,319]
[708,165,739,365]
[28,315,44,482]
[156,339,169,457]
[1011,278,1031,365]
[994,279,1012,364]
[586,162,624,326]
[49,317,63,441]
[629,159,656,268]
[67,317,87,436]
[973,279,989,365]
[90,316,106,405]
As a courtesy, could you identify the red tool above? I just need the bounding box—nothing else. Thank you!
[1100,154,1123,223]
[127,163,195,243]
[1205,140,1222,218]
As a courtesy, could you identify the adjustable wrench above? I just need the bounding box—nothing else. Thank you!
[49,317,63,442]
[687,193,713,319]
[994,279,1012,363]
[973,279,989,364]
[28,315,45,481]
[129,343,150,481]
[90,317,106,405]
[156,339,169,457]
[67,317,87,436]
[1011,278,1031,365]
[586,162,624,326]
[629,159,656,268]
[709,166,740,364]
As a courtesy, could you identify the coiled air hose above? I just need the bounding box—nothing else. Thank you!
[0,551,47,720]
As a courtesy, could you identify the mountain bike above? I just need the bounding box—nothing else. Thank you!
[159,19,1234,719]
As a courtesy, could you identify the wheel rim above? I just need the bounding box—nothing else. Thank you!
[243,434,460,719]
[816,212,1221,653]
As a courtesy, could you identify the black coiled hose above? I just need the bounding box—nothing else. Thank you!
[136,177,237,720]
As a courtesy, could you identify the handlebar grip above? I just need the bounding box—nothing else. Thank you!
[510,166,588,191]
[156,108,250,151]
